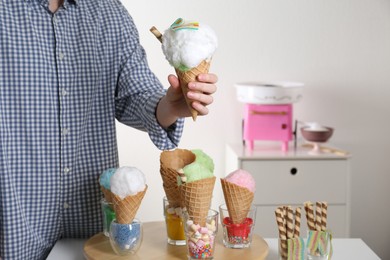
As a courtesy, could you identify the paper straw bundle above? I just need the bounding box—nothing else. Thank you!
[275,206,302,259]
[304,201,328,232]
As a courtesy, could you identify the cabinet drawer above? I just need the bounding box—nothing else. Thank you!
[242,160,348,204]
[253,204,348,238]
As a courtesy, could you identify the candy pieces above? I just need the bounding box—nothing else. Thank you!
[165,206,186,241]
[170,18,199,31]
[185,220,216,259]
[166,206,183,216]
[101,200,116,237]
[110,221,142,251]
[223,217,254,244]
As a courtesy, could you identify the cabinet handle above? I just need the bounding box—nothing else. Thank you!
[290,168,298,175]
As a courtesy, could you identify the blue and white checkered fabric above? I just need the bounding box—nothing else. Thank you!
[0,0,184,259]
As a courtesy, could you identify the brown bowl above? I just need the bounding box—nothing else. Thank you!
[300,127,334,143]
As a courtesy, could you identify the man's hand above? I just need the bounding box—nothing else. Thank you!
[156,73,218,128]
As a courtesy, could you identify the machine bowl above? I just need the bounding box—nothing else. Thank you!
[300,127,334,143]
[235,82,303,104]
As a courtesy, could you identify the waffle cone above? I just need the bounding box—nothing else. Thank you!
[160,166,179,207]
[160,149,196,207]
[180,177,216,226]
[163,184,182,208]
[111,185,148,224]
[221,179,254,224]
[101,186,113,203]
[175,60,211,121]
[159,166,179,188]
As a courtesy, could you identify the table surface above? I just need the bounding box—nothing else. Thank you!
[83,221,268,259]
[47,222,380,260]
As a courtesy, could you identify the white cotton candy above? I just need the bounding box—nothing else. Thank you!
[162,23,218,70]
[110,166,146,199]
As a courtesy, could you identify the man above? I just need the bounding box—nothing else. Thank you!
[0,0,218,259]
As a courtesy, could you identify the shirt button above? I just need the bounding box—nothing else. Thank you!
[61,89,67,96]
[62,128,69,135]
[64,167,71,174]
[59,53,65,60]
[64,202,70,209]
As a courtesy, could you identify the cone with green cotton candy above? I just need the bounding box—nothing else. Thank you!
[178,149,215,226]
[180,176,216,226]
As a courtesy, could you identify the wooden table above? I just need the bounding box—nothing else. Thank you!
[84,221,269,259]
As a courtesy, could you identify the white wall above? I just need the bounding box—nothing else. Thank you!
[117,1,390,258]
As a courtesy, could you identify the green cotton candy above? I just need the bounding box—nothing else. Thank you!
[182,150,214,183]
[191,149,214,172]
[176,63,190,72]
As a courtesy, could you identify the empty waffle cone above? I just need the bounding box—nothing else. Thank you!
[160,166,179,188]
[111,185,148,224]
[221,179,254,224]
[175,60,211,121]
[180,177,216,226]
[163,184,182,208]
[101,186,113,204]
[160,149,196,207]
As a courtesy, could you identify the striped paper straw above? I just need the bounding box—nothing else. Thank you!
[294,207,301,238]
[286,207,294,239]
[321,202,328,231]
[275,208,288,259]
[315,202,322,231]
[304,201,316,231]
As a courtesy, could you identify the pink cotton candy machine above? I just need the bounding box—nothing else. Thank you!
[235,82,303,151]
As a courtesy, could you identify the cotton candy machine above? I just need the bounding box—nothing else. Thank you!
[235,82,303,151]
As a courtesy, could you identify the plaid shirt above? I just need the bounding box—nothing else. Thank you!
[0,0,184,259]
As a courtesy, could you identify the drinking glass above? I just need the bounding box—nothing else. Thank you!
[183,209,219,260]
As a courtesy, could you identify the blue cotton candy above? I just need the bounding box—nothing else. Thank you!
[99,168,116,189]
[110,221,141,251]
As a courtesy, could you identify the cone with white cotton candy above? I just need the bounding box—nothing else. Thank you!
[110,166,148,224]
[104,166,148,255]
[150,18,218,121]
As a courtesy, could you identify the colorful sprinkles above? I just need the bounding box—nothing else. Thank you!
[223,217,254,244]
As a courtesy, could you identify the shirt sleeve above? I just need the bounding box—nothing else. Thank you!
[114,5,184,150]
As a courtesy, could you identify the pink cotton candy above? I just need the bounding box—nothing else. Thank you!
[225,169,255,193]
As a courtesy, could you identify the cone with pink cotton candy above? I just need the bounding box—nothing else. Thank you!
[221,169,255,224]
[150,18,218,121]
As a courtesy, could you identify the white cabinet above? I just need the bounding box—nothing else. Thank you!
[225,143,351,238]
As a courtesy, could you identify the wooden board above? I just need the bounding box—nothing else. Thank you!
[84,221,269,260]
